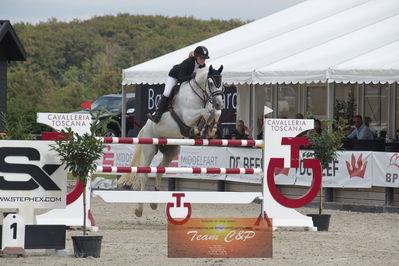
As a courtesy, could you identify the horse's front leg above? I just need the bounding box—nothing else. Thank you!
[135,173,147,217]
[201,102,214,121]
[135,144,157,217]
[150,171,163,210]
[209,109,222,136]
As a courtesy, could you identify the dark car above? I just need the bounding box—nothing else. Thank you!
[79,93,139,137]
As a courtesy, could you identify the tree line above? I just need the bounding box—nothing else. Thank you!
[6,14,244,132]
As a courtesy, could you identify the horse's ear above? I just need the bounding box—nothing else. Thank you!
[209,65,213,74]
[218,65,223,74]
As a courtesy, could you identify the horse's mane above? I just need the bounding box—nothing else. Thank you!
[194,67,209,83]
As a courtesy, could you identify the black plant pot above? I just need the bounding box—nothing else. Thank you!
[72,235,103,258]
[307,214,331,231]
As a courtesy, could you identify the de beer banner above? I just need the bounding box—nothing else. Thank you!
[97,144,399,188]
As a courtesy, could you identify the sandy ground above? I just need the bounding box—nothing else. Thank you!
[2,196,399,265]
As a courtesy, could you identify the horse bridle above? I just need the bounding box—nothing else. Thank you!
[190,74,224,108]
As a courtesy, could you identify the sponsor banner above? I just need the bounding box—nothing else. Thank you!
[373,152,399,187]
[100,144,135,167]
[226,147,262,184]
[295,151,372,188]
[37,112,91,135]
[168,217,272,258]
[97,145,387,188]
[174,146,226,180]
[0,141,67,208]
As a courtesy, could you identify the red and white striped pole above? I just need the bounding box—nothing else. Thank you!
[99,137,263,147]
[96,166,262,175]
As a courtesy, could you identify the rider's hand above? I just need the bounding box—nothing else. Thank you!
[191,72,196,79]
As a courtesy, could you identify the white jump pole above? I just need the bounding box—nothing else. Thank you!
[96,166,262,175]
[99,137,263,147]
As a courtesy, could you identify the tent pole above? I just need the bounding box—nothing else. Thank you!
[250,83,256,139]
[326,80,334,132]
[121,84,126,137]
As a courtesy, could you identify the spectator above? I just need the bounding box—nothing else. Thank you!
[231,120,249,139]
[308,119,322,136]
[256,115,264,140]
[364,116,377,138]
[347,115,374,140]
[202,126,221,139]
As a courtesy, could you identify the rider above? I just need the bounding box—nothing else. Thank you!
[147,45,210,123]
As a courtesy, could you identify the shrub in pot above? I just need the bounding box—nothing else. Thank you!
[304,119,344,231]
[51,122,105,257]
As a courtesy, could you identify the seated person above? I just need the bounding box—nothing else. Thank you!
[231,120,249,139]
[346,115,374,140]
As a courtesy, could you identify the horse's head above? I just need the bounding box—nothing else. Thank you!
[205,65,224,110]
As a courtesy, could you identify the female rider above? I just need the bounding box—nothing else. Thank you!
[147,46,210,123]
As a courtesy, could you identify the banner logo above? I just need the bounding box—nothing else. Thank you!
[388,153,399,168]
[345,153,367,178]
[0,147,62,191]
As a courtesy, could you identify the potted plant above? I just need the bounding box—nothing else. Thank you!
[304,119,344,231]
[50,120,105,257]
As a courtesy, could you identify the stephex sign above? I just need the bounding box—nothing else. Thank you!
[0,141,66,208]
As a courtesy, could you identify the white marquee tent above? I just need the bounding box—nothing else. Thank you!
[123,0,399,86]
[121,0,399,137]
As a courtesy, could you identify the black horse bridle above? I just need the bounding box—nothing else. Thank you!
[190,73,224,108]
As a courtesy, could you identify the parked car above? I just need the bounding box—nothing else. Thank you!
[78,93,138,137]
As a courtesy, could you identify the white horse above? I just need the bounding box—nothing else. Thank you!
[119,65,224,217]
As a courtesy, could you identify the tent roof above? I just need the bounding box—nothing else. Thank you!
[123,0,399,85]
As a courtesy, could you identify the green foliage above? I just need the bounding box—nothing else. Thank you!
[8,15,244,113]
[50,116,106,235]
[304,119,344,214]
[50,128,105,183]
[0,111,36,140]
[334,93,356,125]
[304,120,344,169]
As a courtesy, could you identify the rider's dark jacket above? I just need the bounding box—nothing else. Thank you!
[168,57,205,83]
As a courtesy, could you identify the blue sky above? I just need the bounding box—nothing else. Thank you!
[2,0,305,24]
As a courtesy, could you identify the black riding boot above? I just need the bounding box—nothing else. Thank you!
[147,95,169,123]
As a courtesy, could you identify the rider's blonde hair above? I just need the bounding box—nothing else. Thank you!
[189,50,195,57]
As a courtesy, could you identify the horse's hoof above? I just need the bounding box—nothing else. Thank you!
[150,203,157,210]
[135,208,143,217]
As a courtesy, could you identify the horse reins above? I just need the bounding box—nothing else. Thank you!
[189,74,223,108]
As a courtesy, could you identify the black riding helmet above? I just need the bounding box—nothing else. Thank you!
[194,46,210,59]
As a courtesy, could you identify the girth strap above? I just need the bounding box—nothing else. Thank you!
[169,108,195,138]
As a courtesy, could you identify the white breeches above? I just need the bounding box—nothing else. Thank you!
[163,76,178,97]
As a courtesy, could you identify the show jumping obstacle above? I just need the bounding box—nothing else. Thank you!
[93,142,264,209]
[94,106,319,230]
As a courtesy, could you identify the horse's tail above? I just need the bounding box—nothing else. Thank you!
[118,129,144,189]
